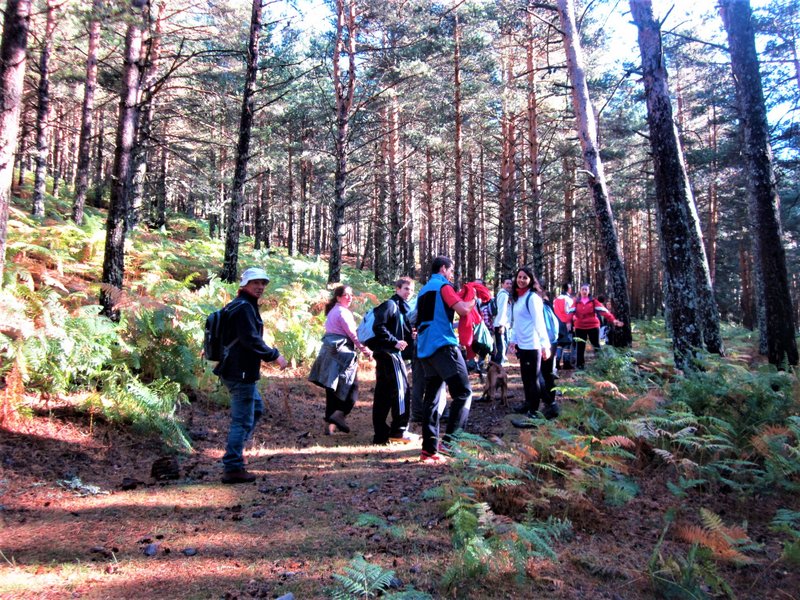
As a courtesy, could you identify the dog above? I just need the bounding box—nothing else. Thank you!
[479,361,509,408]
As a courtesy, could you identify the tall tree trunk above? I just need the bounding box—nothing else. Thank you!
[557,0,632,346]
[220,0,261,283]
[31,0,57,217]
[452,12,464,284]
[153,136,167,227]
[328,0,357,284]
[100,0,145,318]
[526,9,544,280]
[498,32,517,279]
[131,0,165,230]
[562,154,575,285]
[51,108,61,197]
[287,145,295,255]
[15,116,28,187]
[720,0,799,366]
[72,0,102,225]
[0,0,32,284]
[630,0,702,370]
[387,96,401,282]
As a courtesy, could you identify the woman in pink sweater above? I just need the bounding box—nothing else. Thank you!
[321,285,372,434]
[568,284,623,369]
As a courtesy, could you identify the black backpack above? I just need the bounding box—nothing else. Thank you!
[203,301,244,362]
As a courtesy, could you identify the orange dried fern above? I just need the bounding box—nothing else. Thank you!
[675,509,756,565]
[0,361,25,427]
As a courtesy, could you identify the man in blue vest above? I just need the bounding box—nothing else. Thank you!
[415,256,475,464]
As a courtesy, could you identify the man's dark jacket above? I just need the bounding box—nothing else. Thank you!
[368,294,412,358]
[214,291,280,383]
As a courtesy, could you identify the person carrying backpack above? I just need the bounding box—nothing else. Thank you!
[491,278,513,365]
[552,283,574,370]
[214,267,288,484]
[368,277,416,445]
[507,267,552,422]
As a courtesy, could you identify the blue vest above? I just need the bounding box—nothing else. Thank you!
[416,274,458,358]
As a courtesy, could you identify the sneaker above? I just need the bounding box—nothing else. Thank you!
[389,431,420,444]
[420,451,449,465]
[221,469,257,484]
[512,404,530,414]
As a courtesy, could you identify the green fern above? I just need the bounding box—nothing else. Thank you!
[328,554,398,599]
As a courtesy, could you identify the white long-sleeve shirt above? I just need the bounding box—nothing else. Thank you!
[509,290,551,351]
[492,288,511,328]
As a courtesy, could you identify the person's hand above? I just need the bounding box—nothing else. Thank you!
[411,328,417,340]
[613,320,624,327]
[542,347,551,361]
[396,340,408,351]
[362,348,373,359]
[508,343,516,355]
[567,323,572,332]
[497,326,505,334]
[276,355,289,370]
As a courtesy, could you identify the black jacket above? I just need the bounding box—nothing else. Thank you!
[213,291,280,383]
[368,294,412,356]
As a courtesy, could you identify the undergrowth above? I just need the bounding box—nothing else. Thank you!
[0,188,391,450]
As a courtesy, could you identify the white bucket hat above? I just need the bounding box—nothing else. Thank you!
[239,267,270,287]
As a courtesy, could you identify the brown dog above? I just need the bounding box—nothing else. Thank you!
[480,361,509,408]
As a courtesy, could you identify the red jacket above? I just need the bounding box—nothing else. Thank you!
[569,297,617,330]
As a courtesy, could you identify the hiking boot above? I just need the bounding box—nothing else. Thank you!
[221,469,257,484]
[327,411,350,433]
[542,402,560,420]
[511,412,540,429]
[512,403,530,414]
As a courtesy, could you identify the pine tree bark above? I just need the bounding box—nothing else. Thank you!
[31,0,58,217]
[526,10,544,280]
[72,0,102,225]
[328,0,357,284]
[452,12,464,285]
[562,154,575,285]
[0,0,32,284]
[131,0,164,230]
[498,32,517,279]
[220,0,261,283]
[100,0,145,318]
[720,0,799,366]
[630,0,723,368]
[557,0,632,346]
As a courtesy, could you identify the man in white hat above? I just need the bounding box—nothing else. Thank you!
[214,267,288,484]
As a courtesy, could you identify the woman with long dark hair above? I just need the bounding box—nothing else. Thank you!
[308,285,372,435]
[507,267,552,419]
[569,283,623,369]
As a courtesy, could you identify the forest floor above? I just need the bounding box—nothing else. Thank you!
[1,356,799,600]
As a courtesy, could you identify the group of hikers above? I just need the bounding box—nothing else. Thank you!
[213,258,623,482]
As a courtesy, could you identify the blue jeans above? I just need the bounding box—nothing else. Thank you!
[222,379,263,472]
[492,327,508,364]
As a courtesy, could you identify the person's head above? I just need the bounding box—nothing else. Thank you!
[561,282,573,295]
[579,283,591,298]
[512,266,540,300]
[430,256,454,280]
[502,278,513,292]
[324,285,354,314]
[538,282,549,301]
[597,294,606,304]
[239,267,270,299]
[395,277,414,301]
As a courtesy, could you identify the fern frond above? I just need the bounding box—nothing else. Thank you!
[600,435,636,449]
